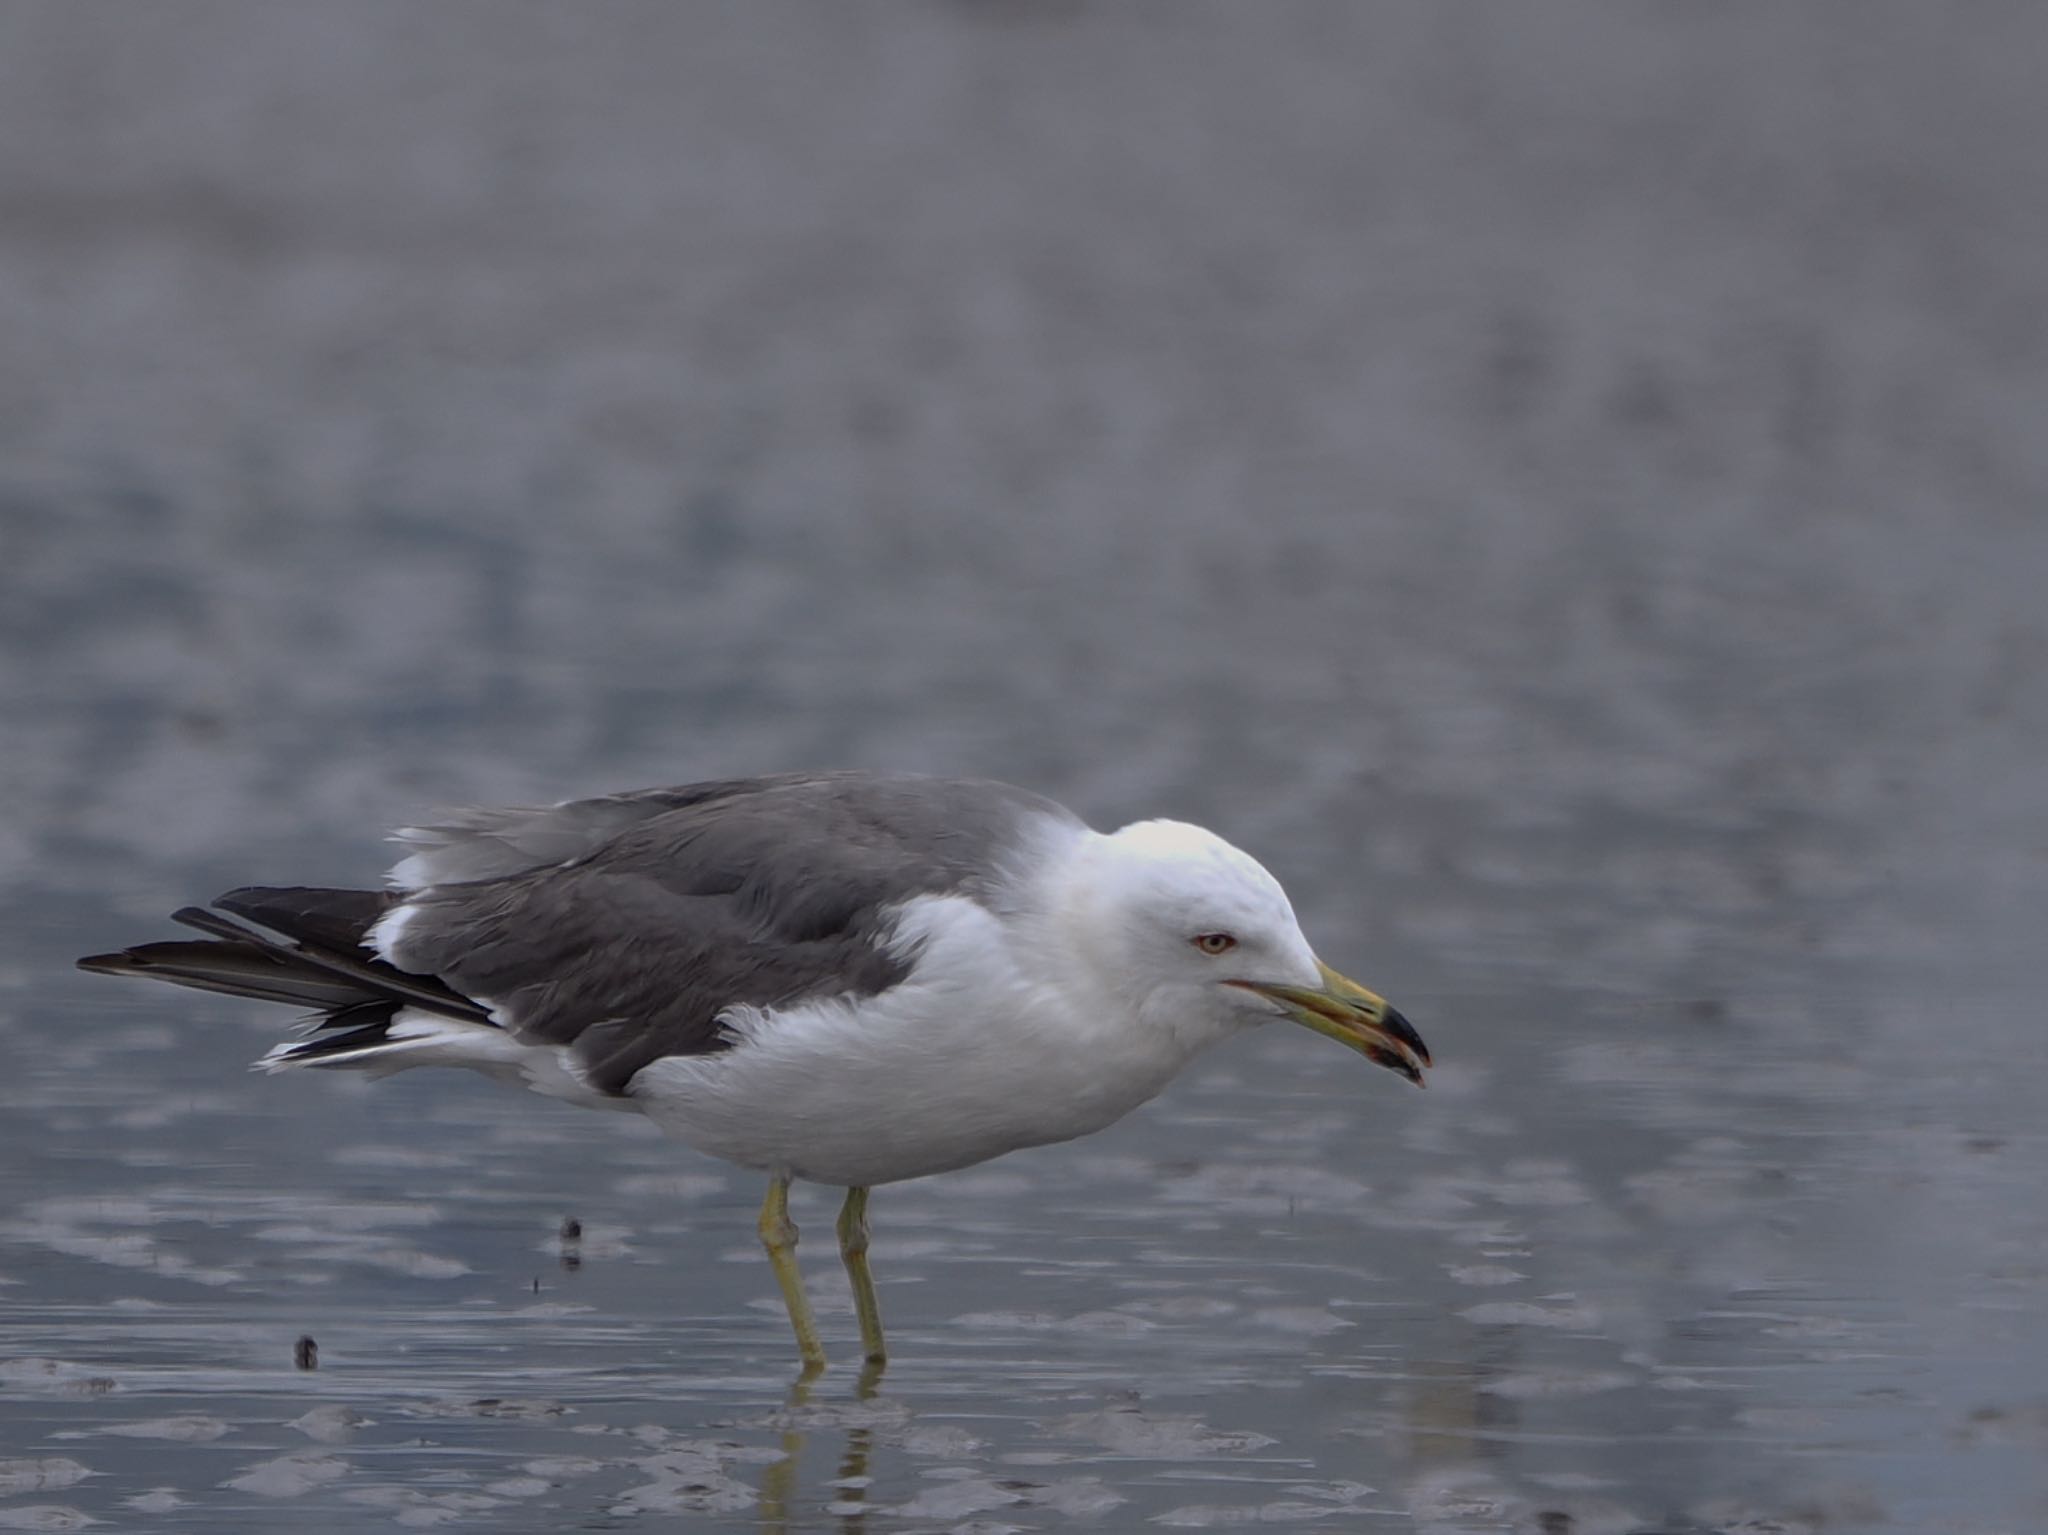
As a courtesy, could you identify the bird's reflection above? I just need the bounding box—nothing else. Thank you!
[756,1360,886,1533]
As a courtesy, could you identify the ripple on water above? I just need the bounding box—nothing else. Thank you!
[0,1509,97,1532]
[0,1461,90,1495]
[219,1451,350,1498]
[96,1414,230,1442]
[888,1472,1126,1522]
[1048,1405,1278,1457]
[0,1360,120,1398]
[1458,1297,1602,1330]
[289,1406,373,1443]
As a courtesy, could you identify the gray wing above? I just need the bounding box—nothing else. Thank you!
[388,774,831,887]
[380,773,1079,1095]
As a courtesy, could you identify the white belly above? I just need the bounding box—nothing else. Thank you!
[624,896,1215,1187]
[629,1005,1182,1186]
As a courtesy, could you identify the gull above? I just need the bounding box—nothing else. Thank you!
[78,772,1428,1371]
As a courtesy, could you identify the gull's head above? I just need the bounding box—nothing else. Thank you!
[1062,819,1429,1085]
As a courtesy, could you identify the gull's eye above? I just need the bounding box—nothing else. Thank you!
[1191,932,1237,956]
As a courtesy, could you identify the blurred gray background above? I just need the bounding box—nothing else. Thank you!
[3,5,2046,1532]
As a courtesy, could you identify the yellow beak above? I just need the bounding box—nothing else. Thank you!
[1226,960,1430,1086]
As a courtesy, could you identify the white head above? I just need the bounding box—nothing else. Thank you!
[1055,819,1429,1082]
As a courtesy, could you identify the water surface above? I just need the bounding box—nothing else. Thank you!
[4,6,2047,1530]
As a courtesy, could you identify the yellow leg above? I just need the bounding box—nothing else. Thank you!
[836,1186,888,1367]
[758,1176,826,1373]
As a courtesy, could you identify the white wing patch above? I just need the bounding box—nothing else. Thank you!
[366,899,419,966]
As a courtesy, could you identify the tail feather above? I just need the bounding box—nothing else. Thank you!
[215,885,395,957]
[79,884,495,1071]
[265,1014,407,1064]
[172,897,487,1022]
[77,939,373,1011]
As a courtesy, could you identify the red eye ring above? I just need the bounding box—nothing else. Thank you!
[1192,932,1237,956]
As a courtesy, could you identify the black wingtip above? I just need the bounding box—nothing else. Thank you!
[77,950,135,975]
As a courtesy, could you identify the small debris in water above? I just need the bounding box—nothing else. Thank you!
[560,1215,583,1271]
[293,1336,318,1371]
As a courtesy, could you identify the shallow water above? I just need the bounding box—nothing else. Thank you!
[5,5,2048,1531]
[12,973,2045,1532]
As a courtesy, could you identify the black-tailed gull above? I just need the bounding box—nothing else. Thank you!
[78,772,1428,1371]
